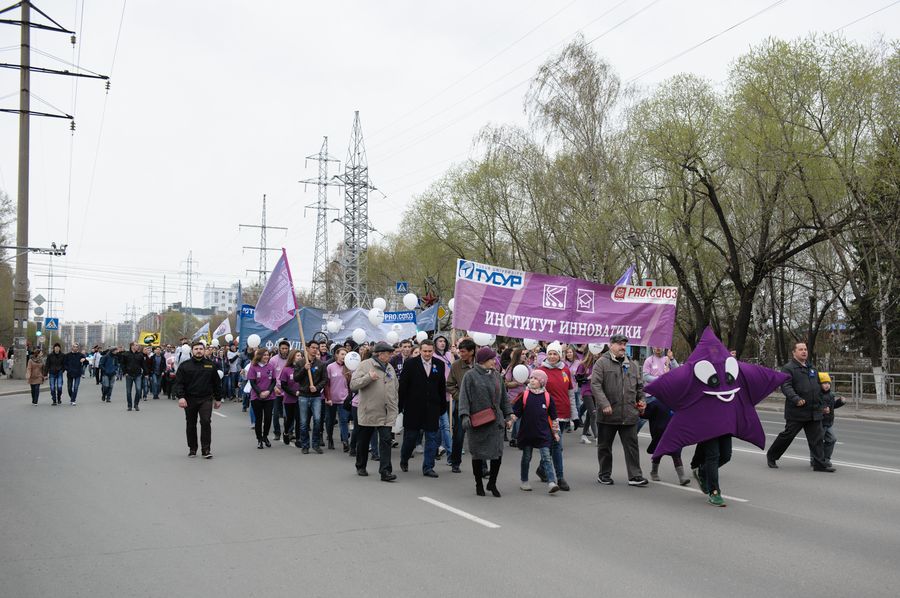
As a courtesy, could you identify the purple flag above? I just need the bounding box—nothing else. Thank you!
[253,249,298,331]
[452,259,677,346]
[615,265,635,286]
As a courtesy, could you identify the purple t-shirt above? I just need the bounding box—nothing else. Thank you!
[326,361,349,405]
[279,365,300,404]
[248,362,275,401]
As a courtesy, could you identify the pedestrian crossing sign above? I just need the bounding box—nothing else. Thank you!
[44,317,59,331]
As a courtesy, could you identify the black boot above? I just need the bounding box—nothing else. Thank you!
[473,459,486,496]
[486,458,502,497]
[327,437,335,450]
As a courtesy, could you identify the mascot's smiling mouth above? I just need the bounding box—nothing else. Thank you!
[703,388,741,402]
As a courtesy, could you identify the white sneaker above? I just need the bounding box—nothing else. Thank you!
[580,435,592,444]
[519,482,532,491]
[548,482,560,494]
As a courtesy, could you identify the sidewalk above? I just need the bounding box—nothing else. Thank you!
[757,396,900,423]
[0,376,50,397]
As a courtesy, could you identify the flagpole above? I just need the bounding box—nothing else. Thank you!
[281,248,315,388]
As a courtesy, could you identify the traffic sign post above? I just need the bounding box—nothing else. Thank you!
[44,317,59,331]
[396,281,409,294]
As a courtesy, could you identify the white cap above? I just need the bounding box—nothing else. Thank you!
[546,341,563,355]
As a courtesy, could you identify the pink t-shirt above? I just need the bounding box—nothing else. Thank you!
[326,361,349,405]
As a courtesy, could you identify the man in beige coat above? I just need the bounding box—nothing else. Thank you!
[351,341,399,481]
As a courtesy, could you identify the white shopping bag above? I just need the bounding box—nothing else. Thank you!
[391,412,404,434]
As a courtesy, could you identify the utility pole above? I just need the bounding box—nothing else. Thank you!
[181,252,196,336]
[336,111,375,308]
[1,0,107,378]
[240,194,286,285]
[300,137,341,308]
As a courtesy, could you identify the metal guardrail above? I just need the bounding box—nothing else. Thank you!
[825,371,899,407]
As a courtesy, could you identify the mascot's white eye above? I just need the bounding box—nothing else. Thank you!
[725,356,739,384]
[693,360,719,387]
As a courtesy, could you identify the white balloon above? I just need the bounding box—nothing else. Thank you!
[373,297,387,311]
[588,342,605,355]
[217,370,224,379]
[211,339,219,347]
[247,334,261,349]
[513,364,530,384]
[225,333,234,343]
[391,323,403,331]
[448,298,455,312]
[415,330,428,343]
[402,293,418,310]
[470,331,492,346]
[351,328,365,344]
[344,351,361,371]
[326,319,341,333]
[200,338,207,345]
[523,338,539,350]
[386,331,399,344]
[368,308,385,326]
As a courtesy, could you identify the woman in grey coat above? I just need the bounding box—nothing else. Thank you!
[459,346,512,497]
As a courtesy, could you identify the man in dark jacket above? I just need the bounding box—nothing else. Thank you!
[446,338,476,473]
[294,340,328,454]
[149,346,166,400]
[62,343,88,405]
[121,342,146,411]
[766,342,834,471]
[45,342,66,405]
[590,334,648,486]
[98,348,120,402]
[173,341,223,458]
[398,339,447,477]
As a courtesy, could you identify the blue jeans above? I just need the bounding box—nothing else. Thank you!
[325,403,350,443]
[298,396,323,448]
[125,374,143,408]
[521,446,556,483]
[223,373,234,399]
[438,412,452,451]
[66,372,81,401]
[401,428,440,473]
[49,371,64,401]
[101,373,116,399]
[149,373,161,398]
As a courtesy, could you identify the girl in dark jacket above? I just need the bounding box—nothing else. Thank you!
[511,369,560,494]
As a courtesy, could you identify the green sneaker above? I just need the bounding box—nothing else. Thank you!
[707,491,726,507]
[692,467,708,494]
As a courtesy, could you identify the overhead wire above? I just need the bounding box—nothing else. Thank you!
[831,0,900,33]
[368,0,580,139]
[370,0,662,166]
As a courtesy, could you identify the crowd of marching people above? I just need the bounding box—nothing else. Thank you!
[20,332,844,506]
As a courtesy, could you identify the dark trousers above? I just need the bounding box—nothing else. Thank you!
[283,402,298,438]
[251,400,274,441]
[691,435,732,493]
[596,423,642,479]
[30,383,40,404]
[767,419,827,468]
[272,395,284,435]
[355,425,393,476]
[449,407,466,467]
[185,398,213,452]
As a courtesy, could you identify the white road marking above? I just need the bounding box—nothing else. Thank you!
[729,446,900,475]
[418,497,501,529]
[764,432,843,445]
[653,480,749,503]
[213,411,227,418]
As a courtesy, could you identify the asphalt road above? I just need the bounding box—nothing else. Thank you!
[2,382,899,598]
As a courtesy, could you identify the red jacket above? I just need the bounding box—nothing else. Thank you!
[539,363,574,419]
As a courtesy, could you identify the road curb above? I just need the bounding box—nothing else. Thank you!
[0,385,50,397]
[757,403,900,423]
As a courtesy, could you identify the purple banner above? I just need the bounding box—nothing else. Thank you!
[452,259,678,347]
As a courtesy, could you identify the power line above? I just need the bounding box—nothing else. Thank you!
[831,0,900,33]
[626,0,788,83]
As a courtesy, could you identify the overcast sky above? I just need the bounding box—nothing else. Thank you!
[1,0,898,324]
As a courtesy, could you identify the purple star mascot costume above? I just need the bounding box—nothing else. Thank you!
[645,327,788,506]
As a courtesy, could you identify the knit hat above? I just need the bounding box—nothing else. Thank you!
[818,372,831,384]
[475,346,497,364]
[529,369,548,386]
[546,341,563,355]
